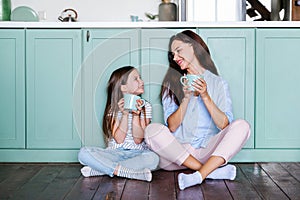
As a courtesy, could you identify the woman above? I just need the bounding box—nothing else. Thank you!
[144,30,250,190]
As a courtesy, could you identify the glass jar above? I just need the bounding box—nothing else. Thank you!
[158,0,177,21]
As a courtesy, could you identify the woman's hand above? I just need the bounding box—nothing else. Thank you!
[118,98,129,115]
[182,76,193,99]
[192,77,208,99]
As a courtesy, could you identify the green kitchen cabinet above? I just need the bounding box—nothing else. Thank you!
[26,29,81,149]
[199,28,255,149]
[256,28,300,149]
[82,29,139,147]
[141,28,196,124]
[0,29,25,148]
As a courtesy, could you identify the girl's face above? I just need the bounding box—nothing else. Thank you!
[122,69,144,95]
[171,40,195,71]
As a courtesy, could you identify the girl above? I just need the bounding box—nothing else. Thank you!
[144,30,251,189]
[78,66,159,182]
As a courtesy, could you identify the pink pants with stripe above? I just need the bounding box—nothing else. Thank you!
[144,119,251,170]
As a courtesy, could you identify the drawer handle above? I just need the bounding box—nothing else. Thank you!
[86,30,90,42]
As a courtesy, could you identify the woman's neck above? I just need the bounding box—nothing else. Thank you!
[187,62,205,75]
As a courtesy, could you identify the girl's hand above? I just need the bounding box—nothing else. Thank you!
[192,77,209,99]
[118,98,129,115]
[131,99,144,116]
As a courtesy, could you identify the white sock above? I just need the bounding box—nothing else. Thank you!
[206,164,236,180]
[178,171,203,190]
[117,166,152,182]
[81,166,105,177]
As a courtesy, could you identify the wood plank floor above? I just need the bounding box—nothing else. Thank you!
[0,163,299,200]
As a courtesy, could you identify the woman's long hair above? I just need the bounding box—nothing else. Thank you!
[102,66,135,142]
[160,30,219,106]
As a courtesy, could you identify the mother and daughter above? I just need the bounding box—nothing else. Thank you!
[78,30,250,190]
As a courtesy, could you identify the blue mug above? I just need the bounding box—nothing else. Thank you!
[180,74,204,91]
[123,94,145,111]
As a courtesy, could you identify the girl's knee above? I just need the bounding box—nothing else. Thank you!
[78,147,89,164]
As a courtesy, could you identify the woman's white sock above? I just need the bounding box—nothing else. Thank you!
[178,171,203,190]
[178,164,236,190]
[206,164,236,180]
[81,166,105,177]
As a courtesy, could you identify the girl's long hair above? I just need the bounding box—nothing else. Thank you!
[160,30,219,106]
[102,66,135,142]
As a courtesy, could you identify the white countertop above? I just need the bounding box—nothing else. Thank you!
[1,21,300,28]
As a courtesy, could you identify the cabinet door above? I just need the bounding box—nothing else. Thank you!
[256,29,300,148]
[141,29,196,123]
[0,29,25,148]
[82,29,139,147]
[199,28,255,148]
[26,29,81,149]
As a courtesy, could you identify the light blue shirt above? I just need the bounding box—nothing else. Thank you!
[162,70,234,148]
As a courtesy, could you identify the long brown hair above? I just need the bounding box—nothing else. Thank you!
[160,30,218,106]
[102,66,135,142]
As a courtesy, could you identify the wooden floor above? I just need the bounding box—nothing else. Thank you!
[0,163,299,200]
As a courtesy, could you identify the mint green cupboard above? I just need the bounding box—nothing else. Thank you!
[0,29,25,148]
[256,28,300,149]
[26,29,81,149]
[82,29,139,147]
[199,28,255,149]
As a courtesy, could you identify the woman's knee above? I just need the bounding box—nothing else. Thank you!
[144,123,170,144]
[231,119,251,140]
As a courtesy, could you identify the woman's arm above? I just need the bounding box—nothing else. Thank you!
[202,95,229,129]
[166,84,193,132]
[193,78,229,130]
[167,96,190,132]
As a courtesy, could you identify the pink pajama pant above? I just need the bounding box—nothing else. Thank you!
[144,119,250,170]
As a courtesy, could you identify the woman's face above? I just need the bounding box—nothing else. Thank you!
[122,69,144,95]
[171,40,195,71]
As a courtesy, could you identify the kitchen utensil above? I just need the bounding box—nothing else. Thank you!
[58,8,78,22]
[10,6,39,21]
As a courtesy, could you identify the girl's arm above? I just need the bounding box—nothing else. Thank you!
[132,115,145,144]
[131,99,148,144]
[112,98,129,144]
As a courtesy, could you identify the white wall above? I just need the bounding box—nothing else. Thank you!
[11,0,170,22]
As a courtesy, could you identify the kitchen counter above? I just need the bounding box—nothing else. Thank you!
[1,21,300,28]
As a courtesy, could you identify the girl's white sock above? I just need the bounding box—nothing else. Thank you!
[178,171,203,190]
[81,166,105,177]
[206,164,236,180]
[117,166,152,182]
